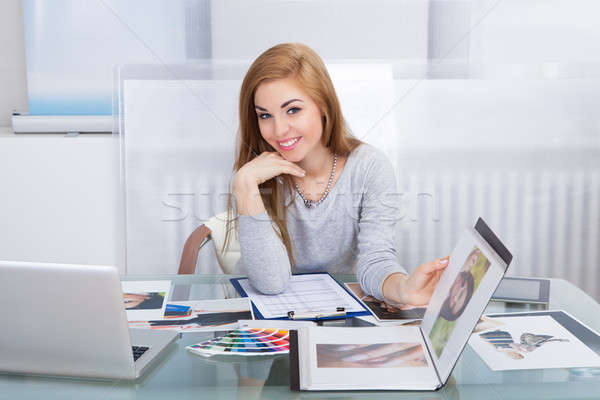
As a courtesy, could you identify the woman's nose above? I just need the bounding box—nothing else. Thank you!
[273,117,291,138]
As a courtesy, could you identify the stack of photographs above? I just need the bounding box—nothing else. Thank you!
[127,298,254,332]
[344,282,426,323]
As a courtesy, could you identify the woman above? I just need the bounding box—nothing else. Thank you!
[438,248,486,321]
[226,43,448,306]
[123,292,164,310]
[439,271,474,321]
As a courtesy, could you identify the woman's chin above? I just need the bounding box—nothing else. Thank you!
[279,150,305,163]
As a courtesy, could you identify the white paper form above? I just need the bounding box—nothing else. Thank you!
[238,274,365,319]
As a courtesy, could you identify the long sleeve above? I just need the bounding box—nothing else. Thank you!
[235,212,292,294]
[233,144,406,299]
[355,152,407,301]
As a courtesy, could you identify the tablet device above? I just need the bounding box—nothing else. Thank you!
[491,277,550,304]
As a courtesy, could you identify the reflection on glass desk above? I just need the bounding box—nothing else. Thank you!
[2,275,600,399]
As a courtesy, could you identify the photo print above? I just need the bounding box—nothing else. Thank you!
[121,280,172,321]
[345,283,426,320]
[479,330,568,360]
[316,343,428,368]
[128,298,255,332]
[123,292,166,310]
[469,314,600,370]
[428,246,491,357]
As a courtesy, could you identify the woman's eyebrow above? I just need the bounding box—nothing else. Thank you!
[281,98,303,108]
[255,98,303,112]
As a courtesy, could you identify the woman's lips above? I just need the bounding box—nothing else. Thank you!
[277,136,302,151]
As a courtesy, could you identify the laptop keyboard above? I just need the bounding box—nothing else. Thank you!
[132,346,149,361]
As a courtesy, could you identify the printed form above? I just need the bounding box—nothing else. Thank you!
[238,274,365,319]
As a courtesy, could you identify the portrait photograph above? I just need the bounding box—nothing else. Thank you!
[316,343,428,368]
[428,246,491,357]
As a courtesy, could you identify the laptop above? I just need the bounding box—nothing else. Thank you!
[0,261,178,380]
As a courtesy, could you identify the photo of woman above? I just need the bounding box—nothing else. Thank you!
[123,291,166,310]
[316,343,428,368]
[439,271,474,321]
[345,282,426,320]
[428,247,491,357]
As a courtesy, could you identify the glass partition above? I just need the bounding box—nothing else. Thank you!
[112,0,599,302]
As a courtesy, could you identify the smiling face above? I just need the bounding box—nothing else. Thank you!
[448,274,470,315]
[254,77,326,163]
[462,249,480,271]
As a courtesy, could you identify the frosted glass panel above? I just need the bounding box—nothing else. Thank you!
[385,79,600,298]
[470,0,600,64]
[22,0,209,115]
[117,63,401,275]
[120,75,236,275]
[22,0,427,116]
[105,0,600,302]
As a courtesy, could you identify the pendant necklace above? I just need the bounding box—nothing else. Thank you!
[294,154,337,208]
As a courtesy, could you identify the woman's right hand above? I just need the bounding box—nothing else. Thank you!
[233,151,305,216]
[234,151,305,189]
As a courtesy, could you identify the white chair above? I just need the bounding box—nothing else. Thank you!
[178,212,241,275]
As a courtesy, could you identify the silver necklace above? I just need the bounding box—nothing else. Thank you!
[294,154,337,208]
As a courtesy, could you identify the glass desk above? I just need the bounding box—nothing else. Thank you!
[2,275,600,399]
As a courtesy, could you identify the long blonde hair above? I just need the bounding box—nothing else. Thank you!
[224,43,361,267]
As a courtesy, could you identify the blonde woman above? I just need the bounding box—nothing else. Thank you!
[227,43,448,306]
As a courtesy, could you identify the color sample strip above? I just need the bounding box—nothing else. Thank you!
[187,328,290,357]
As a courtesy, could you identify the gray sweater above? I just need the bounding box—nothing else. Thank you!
[235,144,407,300]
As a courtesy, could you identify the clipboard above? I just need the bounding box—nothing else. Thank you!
[230,272,371,321]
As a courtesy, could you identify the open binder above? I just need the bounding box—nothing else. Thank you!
[290,218,512,391]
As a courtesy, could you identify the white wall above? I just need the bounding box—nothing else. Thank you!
[210,0,429,59]
[0,0,28,126]
[0,128,122,271]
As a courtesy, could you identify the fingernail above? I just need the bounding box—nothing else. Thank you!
[301,170,306,176]
[439,259,448,265]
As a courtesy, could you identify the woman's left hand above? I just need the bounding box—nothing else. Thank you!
[382,257,449,306]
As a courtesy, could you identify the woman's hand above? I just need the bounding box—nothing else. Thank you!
[382,257,449,306]
[233,151,305,216]
[234,151,305,188]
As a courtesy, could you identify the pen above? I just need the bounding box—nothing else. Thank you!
[287,307,346,320]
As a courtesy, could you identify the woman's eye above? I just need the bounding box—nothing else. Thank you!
[287,107,301,115]
[258,113,271,120]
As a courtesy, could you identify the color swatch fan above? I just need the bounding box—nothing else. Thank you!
[187,328,289,356]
